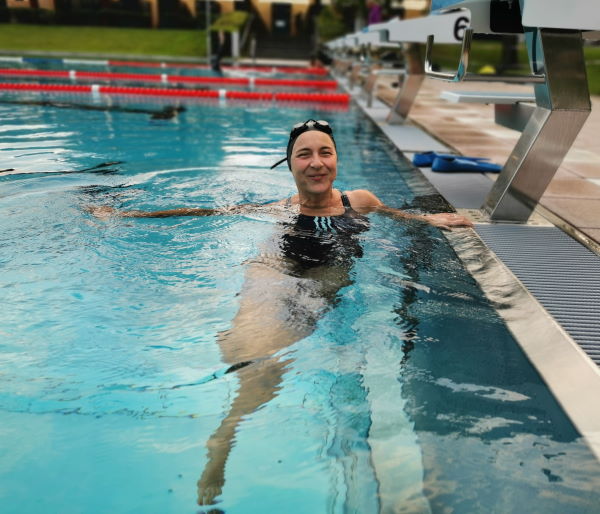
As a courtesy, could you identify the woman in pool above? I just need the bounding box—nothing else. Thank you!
[90,119,472,505]
[91,119,470,231]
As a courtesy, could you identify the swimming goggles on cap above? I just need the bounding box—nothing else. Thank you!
[270,119,335,169]
[290,119,333,139]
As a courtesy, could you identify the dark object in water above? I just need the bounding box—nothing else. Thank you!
[0,98,186,120]
[76,161,124,174]
[77,183,134,195]
[224,360,253,374]
[1,161,124,176]
[150,106,186,120]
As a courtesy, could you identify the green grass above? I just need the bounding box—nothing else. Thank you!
[211,11,249,32]
[431,41,600,95]
[584,47,600,95]
[0,24,207,57]
[430,43,514,70]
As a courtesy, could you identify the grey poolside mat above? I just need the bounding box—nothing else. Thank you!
[377,124,448,153]
[350,94,449,153]
[419,167,493,209]
[475,224,600,365]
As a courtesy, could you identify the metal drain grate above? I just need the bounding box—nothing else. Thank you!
[475,224,600,365]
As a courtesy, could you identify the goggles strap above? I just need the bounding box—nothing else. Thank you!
[270,157,288,169]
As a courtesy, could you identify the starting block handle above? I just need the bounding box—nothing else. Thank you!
[425,28,545,84]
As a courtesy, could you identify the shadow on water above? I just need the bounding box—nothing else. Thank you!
[393,193,457,363]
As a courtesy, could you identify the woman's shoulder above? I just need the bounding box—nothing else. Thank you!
[344,189,383,212]
[268,195,297,207]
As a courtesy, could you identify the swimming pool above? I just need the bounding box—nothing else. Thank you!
[1,89,599,513]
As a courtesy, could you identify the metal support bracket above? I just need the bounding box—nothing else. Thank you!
[386,43,424,124]
[484,29,591,221]
[425,28,545,84]
[494,103,536,132]
[365,68,405,108]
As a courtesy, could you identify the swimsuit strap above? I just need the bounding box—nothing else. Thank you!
[285,196,292,208]
[340,192,352,210]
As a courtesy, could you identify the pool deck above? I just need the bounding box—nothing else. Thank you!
[376,77,600,252]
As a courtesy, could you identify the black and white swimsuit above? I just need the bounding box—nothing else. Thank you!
[280,192,370,269]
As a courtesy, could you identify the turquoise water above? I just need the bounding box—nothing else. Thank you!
[1,90,599,513]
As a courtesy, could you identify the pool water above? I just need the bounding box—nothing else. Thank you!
[1,91,599,513]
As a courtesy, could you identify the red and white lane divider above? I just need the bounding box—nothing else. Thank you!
[105,60,330,76]
[0,56,329,76]
[0,82,350,103]
[0,68,338,89]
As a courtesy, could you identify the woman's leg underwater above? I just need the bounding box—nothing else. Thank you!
[197,262,350,505]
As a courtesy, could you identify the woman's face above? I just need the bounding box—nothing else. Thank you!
[289,130,337,196]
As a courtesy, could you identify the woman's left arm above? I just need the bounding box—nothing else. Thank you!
[347,189,473,230]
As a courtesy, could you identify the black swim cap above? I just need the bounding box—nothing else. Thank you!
[270,119,336,170]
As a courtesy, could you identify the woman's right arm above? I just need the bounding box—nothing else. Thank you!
[87,206,219,218]
[87,202,284,219]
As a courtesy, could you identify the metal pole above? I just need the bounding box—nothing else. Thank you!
[205,0,212,64]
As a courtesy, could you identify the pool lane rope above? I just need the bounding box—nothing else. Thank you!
[0,82,350,103]
[109,61,331,77]
[0,68,338,89]
[0,56,329,76]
